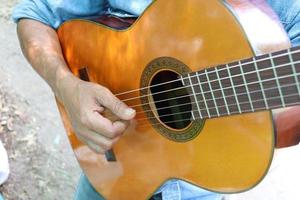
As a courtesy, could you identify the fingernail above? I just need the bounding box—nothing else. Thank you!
[125,108,135,117]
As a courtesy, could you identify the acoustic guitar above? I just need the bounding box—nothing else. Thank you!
[56,0,300,199]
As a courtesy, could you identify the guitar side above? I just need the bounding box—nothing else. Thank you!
[57,0,290,199]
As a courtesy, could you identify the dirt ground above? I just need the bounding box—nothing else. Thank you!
[0,1,80,199]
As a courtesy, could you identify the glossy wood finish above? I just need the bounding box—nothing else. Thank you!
[57,0,290,199]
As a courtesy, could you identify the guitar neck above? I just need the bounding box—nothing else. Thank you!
[182,46,300,119]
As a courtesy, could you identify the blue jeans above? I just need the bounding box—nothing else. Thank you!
[74,174,105,200]
[74,174,223,200]
[74,174,162,200]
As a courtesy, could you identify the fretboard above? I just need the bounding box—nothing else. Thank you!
[181,46,300,119]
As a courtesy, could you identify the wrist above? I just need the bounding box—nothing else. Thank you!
[55,69,79,103]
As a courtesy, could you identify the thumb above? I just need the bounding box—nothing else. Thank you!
[96,87,136,120]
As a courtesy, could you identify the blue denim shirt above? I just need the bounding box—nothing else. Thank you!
[12,0,300,47]
[12,1,300,200]
[267,0,300,46]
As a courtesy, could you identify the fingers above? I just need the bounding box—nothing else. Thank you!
[77,110,127,154]
[83,110,128,139]
[63,82,136,154]
[77,133,105,153]
[77,129,119,154]
[96,87,136,120]
[86,141,104,154]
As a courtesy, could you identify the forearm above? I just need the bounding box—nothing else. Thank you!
[17,19,76,102]
[16,19,134,154]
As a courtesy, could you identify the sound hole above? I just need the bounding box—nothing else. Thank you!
[150,70,192,129]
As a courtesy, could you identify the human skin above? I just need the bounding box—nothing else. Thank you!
[17,19,136,154]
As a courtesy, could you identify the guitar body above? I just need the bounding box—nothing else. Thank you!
[57,0,290,199]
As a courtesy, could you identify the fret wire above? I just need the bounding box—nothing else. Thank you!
[127,50,300,115]
[199,60,300,93]
[205,69,220,117]
[136,82,300,120]
[216,67,230,115]
[138,93,300,126]
[116,48,300,97]
[197,73,297,100]
[180,75,184,84]
[133,72,299,112]
[239,60,254,112]
[226,64,242,113]
[270,53,286,107]
[191,111,196,121]
[196,71,211,118]
[187,74,201,119]
[253,56,269,109]
[288,48,300,97]
[124,60,300,104]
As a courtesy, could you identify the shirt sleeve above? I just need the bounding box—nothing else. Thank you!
[267,0,300,47]
[286,12,300,47]
[12,0,108,29]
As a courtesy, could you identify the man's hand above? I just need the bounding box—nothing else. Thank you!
[17,19,135,154]
[58,74,136,154]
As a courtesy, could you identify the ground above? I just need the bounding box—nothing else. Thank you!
[0,0,80,199]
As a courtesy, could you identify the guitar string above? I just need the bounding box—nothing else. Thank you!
[135,93,300,128]
[106,79,300,119]
[132,73,299,114]
[115,48,300,97]
[138,102,300,129]
[126,70,300,111]
[115,69,300,114]
[113,48,300,98]
[135,85,299,123]
[104,81,299,120]
[118,59,300,104]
